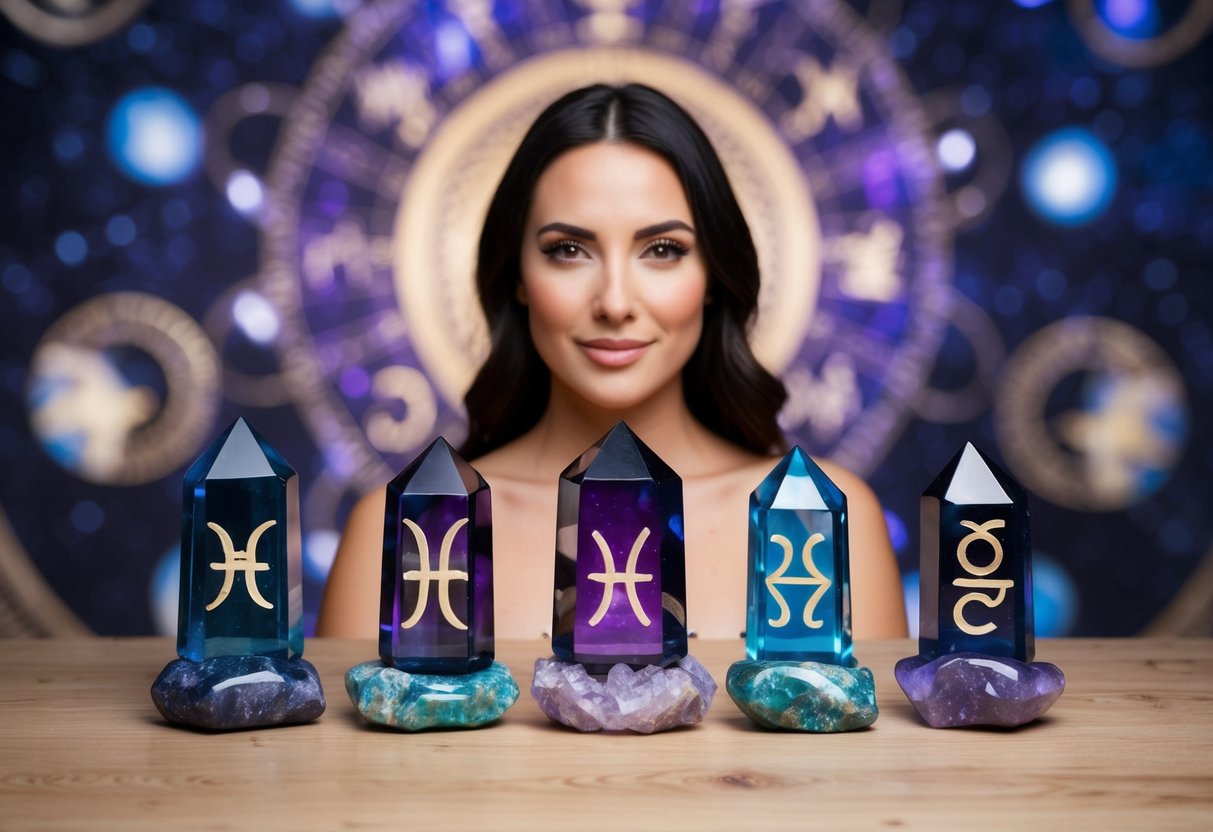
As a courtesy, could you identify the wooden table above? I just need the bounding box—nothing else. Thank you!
[0,639,1209,830]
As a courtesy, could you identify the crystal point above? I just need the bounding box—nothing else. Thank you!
[920,443,1033,661]
[745,447,852,665]
[178,418,302,662]
[381,437,493,674]
[551,422,687,672]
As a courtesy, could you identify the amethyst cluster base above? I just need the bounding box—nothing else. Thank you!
[894,652,1065,728]
[531,655,716,733]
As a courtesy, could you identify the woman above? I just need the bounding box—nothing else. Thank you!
[318,84,906,640]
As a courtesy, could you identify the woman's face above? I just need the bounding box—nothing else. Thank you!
[519,141,708,416]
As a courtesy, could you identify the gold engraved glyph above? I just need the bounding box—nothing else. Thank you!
[951,519,1015,635]
[587,528,653,627]
[401,518,469,630]
[206,520,275,611]
[766,532,832,629]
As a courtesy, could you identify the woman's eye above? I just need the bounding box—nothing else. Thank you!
[542,240,585,260]
[643,238,690,261]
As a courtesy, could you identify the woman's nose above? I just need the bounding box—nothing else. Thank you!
[592,258,635,323]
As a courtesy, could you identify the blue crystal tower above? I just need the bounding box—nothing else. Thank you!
[920,443,1033,661]
[178,418,302,662]
[552,422,687,673]
[746,447,852,665]
[381,437,493,674]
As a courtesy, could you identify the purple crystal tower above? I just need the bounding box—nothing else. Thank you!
[380,437,492,674]
[552,422,687,674]
[920,442,1033,661]
[178,418,302,662]
[746,447,852,665]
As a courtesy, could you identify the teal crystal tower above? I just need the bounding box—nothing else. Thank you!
[919,442,1033,661]
[178,418,302,662]
[745,446,852,665]
[381,437,493,674]
[552,422,687,673]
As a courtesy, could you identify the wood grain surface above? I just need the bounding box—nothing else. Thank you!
[0,638,1209,831]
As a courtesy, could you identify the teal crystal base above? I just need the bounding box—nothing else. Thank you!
[178,418,302,662]
[726,659,878,732]
[344,661,519,731]
[746,447,852,666]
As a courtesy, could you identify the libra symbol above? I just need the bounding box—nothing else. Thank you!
[587,527,654,627]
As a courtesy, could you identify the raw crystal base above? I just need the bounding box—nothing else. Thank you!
[726,659,878,732]
[531,655,716,733]
[151,656,325,731]
[895,652,1065,728]
[345,660,518,731]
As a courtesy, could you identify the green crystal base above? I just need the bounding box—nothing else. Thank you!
[344,660,519,731]
[726,659,878,732]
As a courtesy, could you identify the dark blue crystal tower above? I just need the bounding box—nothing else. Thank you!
[178,418,302,662]
[552,422,687,673]
[381,437,493,674]
[920,443,1033,661]
[746,447,852,665]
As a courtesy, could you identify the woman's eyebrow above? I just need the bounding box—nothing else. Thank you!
[536,222,595,240]
[634,220,694,239]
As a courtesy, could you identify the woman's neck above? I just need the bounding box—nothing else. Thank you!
[492,378,763,482]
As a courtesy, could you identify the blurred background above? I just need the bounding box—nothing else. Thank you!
[1,0,1209,639]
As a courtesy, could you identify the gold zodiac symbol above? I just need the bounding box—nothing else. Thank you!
[952,519,1015,635]
[206,520,275,611]
[401,518,469,630]
[588,528,653,627]
[766,533,832,629]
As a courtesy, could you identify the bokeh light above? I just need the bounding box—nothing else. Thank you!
[106,87,203,186]
[1021,127,1118,226]
[54,231,88,266]
[232,289,280,344]
[1033,551,1079,637]
[289,0,337,17]
[937,128,977,173]
[225,169,264,214]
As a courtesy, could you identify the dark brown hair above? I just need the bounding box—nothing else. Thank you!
[461,83,786,458]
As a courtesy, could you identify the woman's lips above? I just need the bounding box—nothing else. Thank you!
[576,338,653,368]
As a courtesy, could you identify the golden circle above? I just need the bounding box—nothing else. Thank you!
[909,289,1006,424]
[27,292,222,486]
[994,316,1187,512]
[396,48,819,408]
[1067,0,1213,69]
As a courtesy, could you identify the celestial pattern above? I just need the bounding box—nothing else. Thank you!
[0,0,1210,639]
